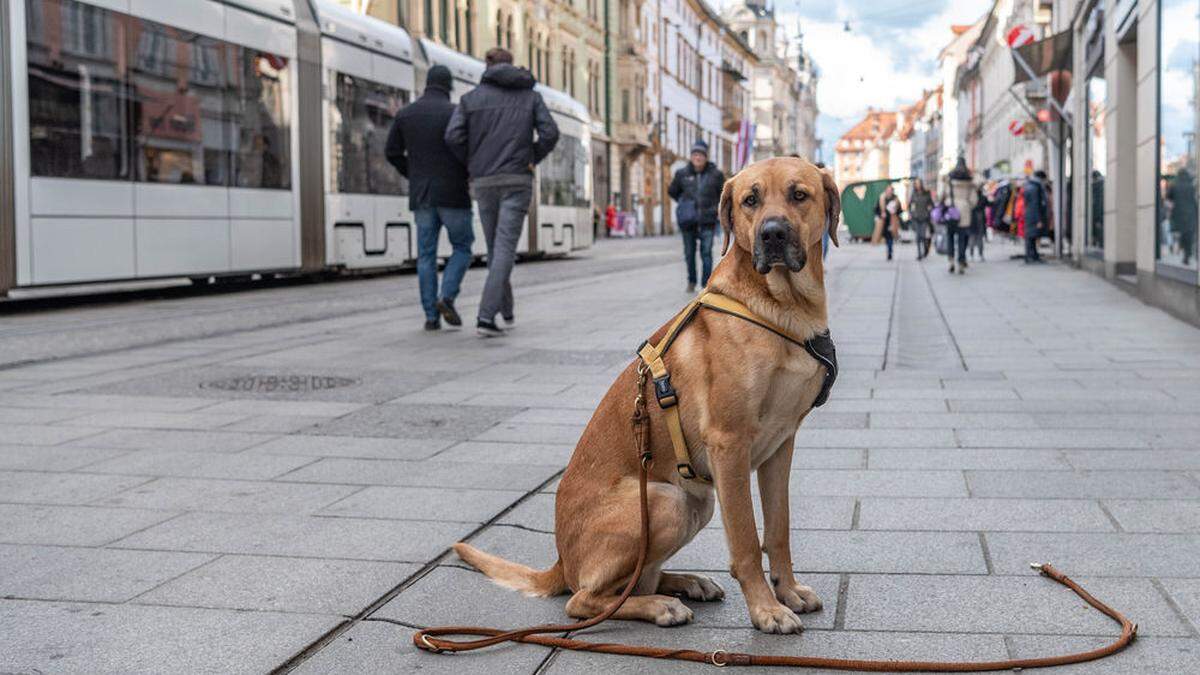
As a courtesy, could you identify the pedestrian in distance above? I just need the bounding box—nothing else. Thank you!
[385,65,473,331]
[668,139,725,292]
[968,183,990,262]
[945,157,977,274]
[1023,169,1049,264]
[907,178,934,260]
[444,47,560,337]
[873,184,902,261]
[1167,168,1197,266]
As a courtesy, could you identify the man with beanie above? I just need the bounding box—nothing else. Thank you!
[445,47,559,337]
[385,65,473,331]
[668,139,725,291]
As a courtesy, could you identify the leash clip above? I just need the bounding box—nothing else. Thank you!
[417,633,443,653]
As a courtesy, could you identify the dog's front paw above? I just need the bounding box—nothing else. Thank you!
[749,602,804,634]
[775,582,823,614]
[650,596,695,627]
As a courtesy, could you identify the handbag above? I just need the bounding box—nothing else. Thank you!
[675,198,698,231]
[934,224,950,255]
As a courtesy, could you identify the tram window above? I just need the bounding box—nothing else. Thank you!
[130,20,228,185]
[25,0,131,180]
[539,134,588,207]
[231,49,292,190]
[329,72,409,196]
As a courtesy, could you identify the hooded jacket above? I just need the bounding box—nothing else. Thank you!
[385,80,470,209]
[667,161,725,228]
[444,64,560,185]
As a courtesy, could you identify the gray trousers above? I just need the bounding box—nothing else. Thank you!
[474,182,532,323]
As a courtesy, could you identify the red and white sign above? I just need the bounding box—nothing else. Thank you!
[1006,24,1036,48]
[1009,120,1026,136]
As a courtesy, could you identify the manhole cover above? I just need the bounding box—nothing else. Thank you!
[200,374,359,393]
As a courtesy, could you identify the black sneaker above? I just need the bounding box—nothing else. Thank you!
[476,319,504,338]
[424,319,441,331]
[436,298,462,326]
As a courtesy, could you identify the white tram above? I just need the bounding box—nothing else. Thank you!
[0,0,592,297]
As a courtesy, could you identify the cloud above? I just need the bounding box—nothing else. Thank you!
[756,0,992,158]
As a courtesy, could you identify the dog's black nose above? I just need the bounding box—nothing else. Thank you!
[759,219,789,247]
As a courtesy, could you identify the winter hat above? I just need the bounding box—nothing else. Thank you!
[690,139,709,157]
[425,65,452,93]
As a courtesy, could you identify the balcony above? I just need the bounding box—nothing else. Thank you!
[614,119,653,152]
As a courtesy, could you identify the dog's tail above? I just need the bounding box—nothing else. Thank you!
[453,542,568,597]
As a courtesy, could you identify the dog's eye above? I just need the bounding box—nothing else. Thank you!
[743,193,759,208]
[792,190,808,203]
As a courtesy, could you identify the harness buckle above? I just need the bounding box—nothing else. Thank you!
[653,374,678,408]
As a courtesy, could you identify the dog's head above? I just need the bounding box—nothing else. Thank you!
[718,157,840,275]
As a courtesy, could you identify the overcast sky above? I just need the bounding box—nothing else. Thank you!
[720,0,994,161]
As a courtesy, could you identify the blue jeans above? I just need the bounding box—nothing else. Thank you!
[682,225,717,287]
[414,207,475,322]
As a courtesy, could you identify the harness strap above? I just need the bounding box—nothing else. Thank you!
[636,292,839,483]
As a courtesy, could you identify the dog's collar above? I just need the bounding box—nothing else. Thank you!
[636,292,839,482]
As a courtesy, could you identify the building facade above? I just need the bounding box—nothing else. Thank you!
[834,109,898,187]
[1054,0,1200,325]
[722,2,820,163]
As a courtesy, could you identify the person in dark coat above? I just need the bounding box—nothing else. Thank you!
[667,139,725,291]
[1023,169,1049,263]
[385,65,473,331]
[873,184,902,261]
[907,178,934,259]
[1168,168,1197,266]
[444,48,559,337]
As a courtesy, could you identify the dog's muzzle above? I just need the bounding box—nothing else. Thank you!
[753,218,806,274]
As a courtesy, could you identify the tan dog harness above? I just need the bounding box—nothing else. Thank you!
[636,292,838,482]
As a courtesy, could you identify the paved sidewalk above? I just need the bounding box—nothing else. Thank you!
[1,237,1198,673]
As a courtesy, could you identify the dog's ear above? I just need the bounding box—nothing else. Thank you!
[821,169,841,247]
[719,178,734,256]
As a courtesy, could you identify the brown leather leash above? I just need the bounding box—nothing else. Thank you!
[413,363,1138,670]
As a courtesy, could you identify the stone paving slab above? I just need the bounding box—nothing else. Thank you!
[0,444,127,471]
[0,470,151,505]
[1101,500,1200,533]
[316,485,526,523]
[96,477,359,514]
[65,428,275,453]
[1006,636,1200,674]
[246,434,451,460]
[83,449,317,480]
[0,544,213,603]
[965,470,1200,499]
[984,532,1200,577]
[278,457,562,491]
[136,555,421,614]
[113,512,473,562]
[856,497,1114,532]
[0,599,339,674]
[867,448,1069,470]
[844,574,1191,636]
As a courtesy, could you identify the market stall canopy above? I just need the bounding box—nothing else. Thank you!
[1013,30,1072,84]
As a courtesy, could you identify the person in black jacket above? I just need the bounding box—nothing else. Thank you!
[445,47,559,337]
[385,65,473,331]
[668,140,725,292]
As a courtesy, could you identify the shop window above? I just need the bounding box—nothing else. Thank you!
[1086,71,1106,252]
[329,73,408,196]
[1156,0,1199,270]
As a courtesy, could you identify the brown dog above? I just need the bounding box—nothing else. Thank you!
[455,157,840,634]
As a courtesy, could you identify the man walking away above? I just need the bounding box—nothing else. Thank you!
[386,65,473,331]
[1023,170,1049,263]
[907,178,934,260]
[668,140,725,292]
[445,47,559,337]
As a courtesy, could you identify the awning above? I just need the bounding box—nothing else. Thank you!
[1013,30,1073,84]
